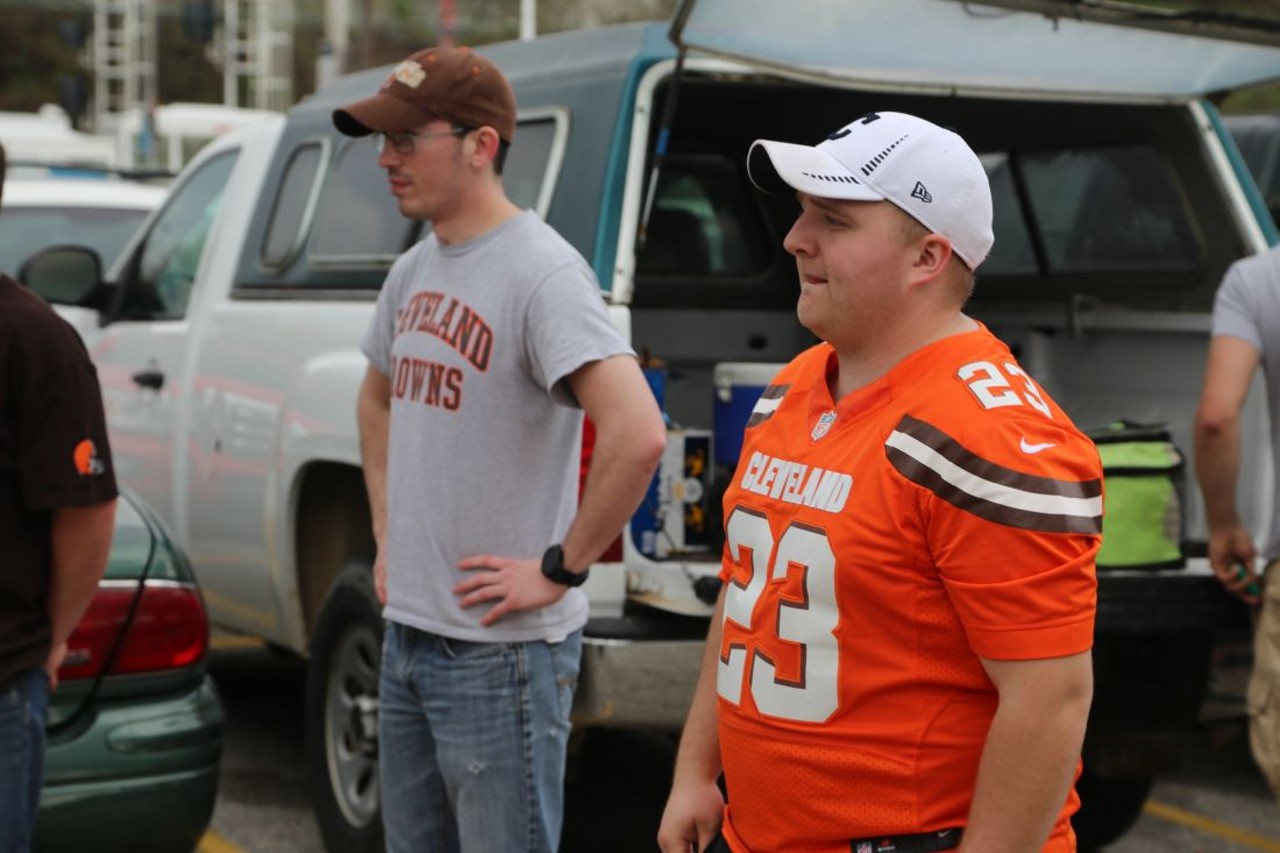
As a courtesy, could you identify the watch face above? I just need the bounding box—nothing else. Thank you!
[542,545,586,586]
[541,545,565,581]
[542,544,564,574]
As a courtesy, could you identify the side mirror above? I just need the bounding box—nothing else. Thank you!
[19,245,103,306]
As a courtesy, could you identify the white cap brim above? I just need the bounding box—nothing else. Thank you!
[747,140,884,202]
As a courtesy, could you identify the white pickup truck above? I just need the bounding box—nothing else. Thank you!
[24,2,1280,850]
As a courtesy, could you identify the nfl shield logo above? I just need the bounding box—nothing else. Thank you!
[811,410,837,441]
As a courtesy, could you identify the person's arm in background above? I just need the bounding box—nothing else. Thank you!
[558,354,666,572]
[357,364,392,605]
[455,353,665,625]
[45,499,117,686]
[658,591,728,853]
[958,652,1093,853]
[1195,334,1262,602]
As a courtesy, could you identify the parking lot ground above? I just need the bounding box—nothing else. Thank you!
[1107,719,1280,853]
[200,639,1280,853]
[201,638,323,853]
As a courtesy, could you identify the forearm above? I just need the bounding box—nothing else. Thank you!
[357,380,391,542]
[962,655,1092,852]
[673,596,727,786]
[561,415,664,571]
[47,500,118,648]
[1194,415,1242,530]
[1194,333,1258,533]
[658,595,727,852]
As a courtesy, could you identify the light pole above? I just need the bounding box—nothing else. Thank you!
[520,0,536,40]
[321,0,349,82]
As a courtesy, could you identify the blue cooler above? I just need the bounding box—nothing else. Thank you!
[630,365,668,558]
[713,362,786,471]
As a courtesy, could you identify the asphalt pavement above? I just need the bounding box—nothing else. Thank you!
[200,640,1280,853]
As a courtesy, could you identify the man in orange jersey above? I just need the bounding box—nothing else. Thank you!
[658,112,1101,853]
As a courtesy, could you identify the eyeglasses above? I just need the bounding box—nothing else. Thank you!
[372,126,473,155]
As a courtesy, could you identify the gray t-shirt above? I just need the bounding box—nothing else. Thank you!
[1212,246,1280,560]
[362,211,632,642]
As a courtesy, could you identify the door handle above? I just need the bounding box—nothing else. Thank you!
[132,368,165,390]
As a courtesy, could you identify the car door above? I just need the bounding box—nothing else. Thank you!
[92,146,241,540]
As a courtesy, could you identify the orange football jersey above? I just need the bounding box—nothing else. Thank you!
[715,325,1101,853]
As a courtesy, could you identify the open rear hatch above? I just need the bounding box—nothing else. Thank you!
[625,1,1280,592]
[669,0,1280,101]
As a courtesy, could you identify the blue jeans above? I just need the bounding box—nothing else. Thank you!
[378,622,583,853]
[0,667,48,853]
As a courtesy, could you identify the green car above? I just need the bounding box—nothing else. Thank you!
[34,489,223,853]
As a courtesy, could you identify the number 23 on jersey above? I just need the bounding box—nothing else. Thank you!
[717,506,841,724]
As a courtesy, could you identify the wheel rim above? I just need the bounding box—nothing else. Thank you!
[324,622,381,827]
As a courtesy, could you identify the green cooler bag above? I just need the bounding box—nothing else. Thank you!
[1087,420,1185,569]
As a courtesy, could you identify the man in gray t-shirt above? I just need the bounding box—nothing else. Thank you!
[335,45,665,853]
[1195,244,1280,802]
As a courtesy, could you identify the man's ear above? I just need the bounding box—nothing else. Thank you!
[468,126,502,169]
[910,233,954,285]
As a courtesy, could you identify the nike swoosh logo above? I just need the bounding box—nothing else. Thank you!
[1019,437,1056,454]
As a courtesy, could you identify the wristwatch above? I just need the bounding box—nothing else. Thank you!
[541,544,588,587]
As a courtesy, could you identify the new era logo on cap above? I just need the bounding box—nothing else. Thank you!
[746,111,994,269]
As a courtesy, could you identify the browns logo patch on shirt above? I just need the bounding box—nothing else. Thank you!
[74,439,105,476]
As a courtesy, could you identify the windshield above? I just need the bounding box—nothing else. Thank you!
[0,206,150,272]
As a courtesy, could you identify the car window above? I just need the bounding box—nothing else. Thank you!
[981,154,1037,276]
[102,495,153,581]
[1225,115,1280,227]
[126,151,239,320]
[261,142,324,269]
[503,116,559,213]
[304,114,561,275]
[980,145,1201,280]
[0,206,150,273]
[1028,147,1199,272]
[636,154,771,277]
[310,138,416,264]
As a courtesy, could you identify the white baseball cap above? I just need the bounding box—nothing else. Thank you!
[747,111,994,269]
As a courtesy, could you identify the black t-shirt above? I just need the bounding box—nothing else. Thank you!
[0,274,117,693]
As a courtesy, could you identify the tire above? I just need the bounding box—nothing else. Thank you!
[305,562,385,853]
[1071,768,1154,851]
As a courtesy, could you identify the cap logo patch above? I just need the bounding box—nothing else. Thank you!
[74,439,105,476]
[911,181,933,203]
[859,134,909,177]
[390,60,427,89]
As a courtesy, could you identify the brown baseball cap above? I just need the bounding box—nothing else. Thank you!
[333,45,516,144]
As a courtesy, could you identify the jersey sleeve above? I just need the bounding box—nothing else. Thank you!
[887,414,1101,660]
[15,323,118,511]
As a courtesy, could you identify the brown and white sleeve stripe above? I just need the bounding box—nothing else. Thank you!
[885,415,1102,534]
[746,384,791,429]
